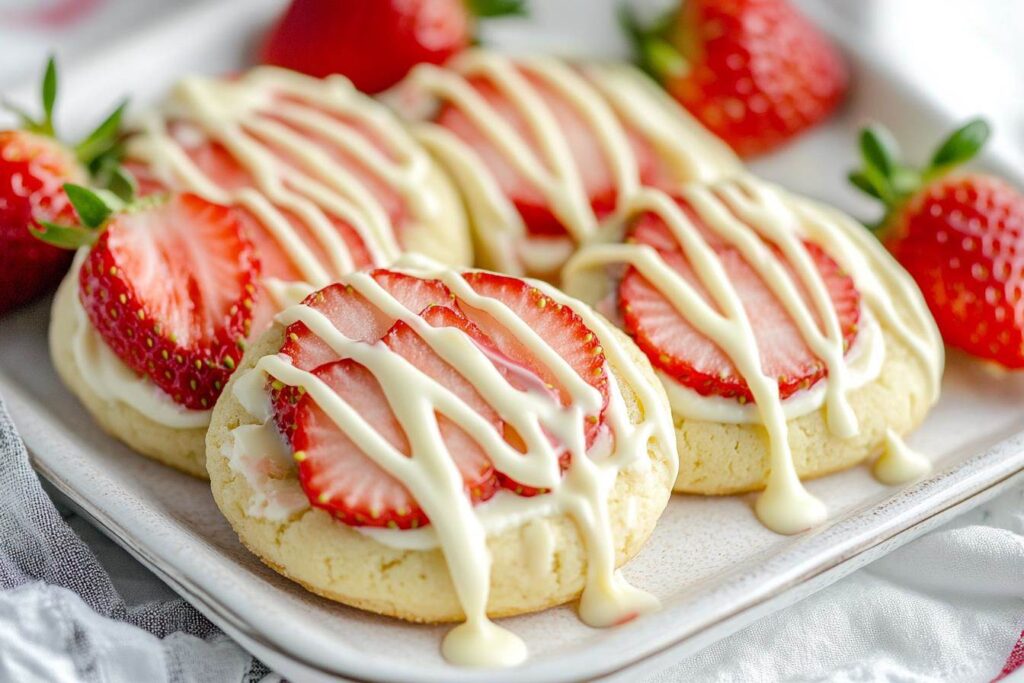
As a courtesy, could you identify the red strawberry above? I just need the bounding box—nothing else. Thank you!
[460,271,609,495]
[850,119,1024,368]
[272,270,455,435]
[291,306,501,529]
[261,0,525,94]
[618,196,860,402]
[434,73,673,238]
[36,186,259,410]
[1,57,124,313]
[622,0,847,156]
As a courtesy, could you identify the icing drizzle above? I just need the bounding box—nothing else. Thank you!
[390,50,739,276]
[229,255,676,667]
[127,66,449,309]
[563,176,943,534]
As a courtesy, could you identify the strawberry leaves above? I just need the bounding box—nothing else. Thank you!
[466,0,527,18]
[928,119,990,175]
[75,100,128,169]
[40,57,58,136]
[33,182,131,249]
[618,5,688,83]
[1,56,127,166]
[850,118,992,232]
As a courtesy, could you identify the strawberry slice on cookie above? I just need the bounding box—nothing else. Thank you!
[618,196,861,402]
[271,267,615,527]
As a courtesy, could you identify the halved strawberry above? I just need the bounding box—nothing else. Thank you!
[292,306,501,529]
[460,271,609,495]
[37,187,259,410]
[619,198,860,402]
[434,72,673,238]
[272,270,455,435]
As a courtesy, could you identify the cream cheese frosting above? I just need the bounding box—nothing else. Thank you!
[563,175,944,534]
[225,254,676,667]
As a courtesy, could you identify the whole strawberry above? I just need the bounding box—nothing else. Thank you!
[622,0,847,156]
[261,0,525,94]
[850,118,1024,368]
[0,57,124,314]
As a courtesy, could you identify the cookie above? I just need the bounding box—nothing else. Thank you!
[203,264,677,665]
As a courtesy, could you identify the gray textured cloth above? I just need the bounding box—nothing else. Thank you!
[0,397,269,683]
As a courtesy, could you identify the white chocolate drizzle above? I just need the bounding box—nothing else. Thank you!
[873,429,932,485]
[388,50,739,277]
[127,67,446,308]
[563,176,944,535]
[228,255,676,667]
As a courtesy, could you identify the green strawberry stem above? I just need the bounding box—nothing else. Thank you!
[848,118,991,235]
[618,4,689,83]
[466,0,527,18]
[33,181,136,250]
[1,56,128,167]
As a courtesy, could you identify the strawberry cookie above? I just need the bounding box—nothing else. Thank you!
[562,177,944,534]
[384,49,740,280]
[47,68,471,477]
[205,257,677,666]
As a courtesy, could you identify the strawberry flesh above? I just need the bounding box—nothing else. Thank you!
[272,271,454,436]
[78,193,259,410]
[460,271,609,495]
[619,198,860,402]
[292,305,501,529]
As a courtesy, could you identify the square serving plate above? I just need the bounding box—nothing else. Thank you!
[2,1,1023,681]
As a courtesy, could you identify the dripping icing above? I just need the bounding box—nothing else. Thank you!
[873,429,932,485]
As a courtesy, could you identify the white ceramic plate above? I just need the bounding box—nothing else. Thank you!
[3,1,1023,681]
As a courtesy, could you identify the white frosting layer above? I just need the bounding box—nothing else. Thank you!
[226,255,676,667]
[563,176,944,535]
[388,50,740,276]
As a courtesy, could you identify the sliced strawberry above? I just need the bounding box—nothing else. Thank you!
[254,98,410,230]
[293,359,428,528]
[77,193,259,410]
[272,270,455,435]
[293,307,503,528]
[434,72,673,238]
[619,199,861,402]
[459,271,609,495]
[382,306,499,502]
